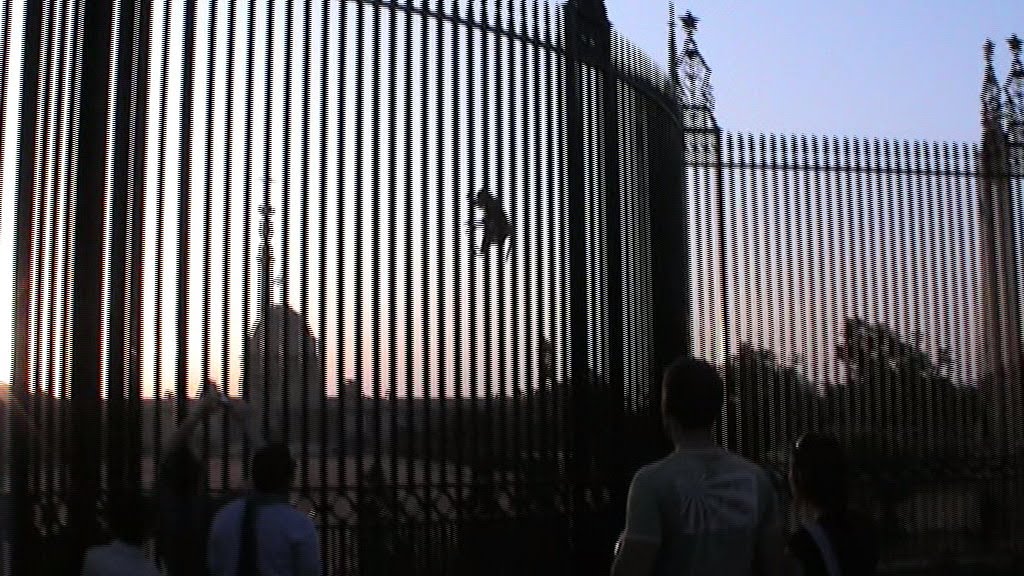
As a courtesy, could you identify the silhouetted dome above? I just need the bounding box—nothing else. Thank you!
[242,303,324,442]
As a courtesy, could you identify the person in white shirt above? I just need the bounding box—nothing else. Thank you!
[207,442,321,576]
[81,492,160,576]
[611,356,787,576]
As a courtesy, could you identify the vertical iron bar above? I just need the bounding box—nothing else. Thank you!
[601,24,625,564]
[716,124,727,415]
[934,141,953,454]
[481,0,494,508]
[125,0,153,495]
[912,142,930,458]
[878,139,895,446]
[451,0,464,532]
[562,1,587,558]
[260,0,276,441]
[863,138,879,450]
[153,0,174,473]
[494,0,508,514]
[369,0,381,481]
[781,135,796,445]
[282,0,294,447]
[838,137,854,439]
[317,0,330,562]
[526,0,539,516]
[300,0,312,494]
[720,131,734,449]
[199,0,220,484]
[354,0,365,510]
[418,0,432,560]
[403,0,414,497]
[701,128,713,362]
[796,135,811,435]
[241,0,258,478]
[43,0,71,509]
[10,0,44,569]
[810,136,825,430]
[748,134,765,455]
[435,1,448,549]
[221,0,238,493]
[30,0,54,514]
[893,140,909,454]
[337,0,348,513]
[690,135,704,361]
[943,143,965,466]
[506,0,519,519]
[767,134,781,448]
[71,0,117,560]
[962,141,976,527]
[542,0,556,518]
[0,0,15,222]
[58,0,85,501]
[922,141,944,507]
[175,0,199,422]
[822,138,838,429]
[864,139,880,445]
[848,138,863,443]
[386,0,398,540]
[465,0,478,499]
[108,0,143,500]
[735,132,750,454]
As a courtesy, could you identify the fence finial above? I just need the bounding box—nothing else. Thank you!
[676,10,714,112]
[982,39,1004,133]
[668,4,680,88]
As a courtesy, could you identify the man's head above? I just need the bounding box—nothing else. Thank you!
[252,442,296,494]
[661,356,725,432]
[789,432,848,513]
[107,492,153,546]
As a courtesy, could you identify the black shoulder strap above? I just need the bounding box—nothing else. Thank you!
[237,496,261,576]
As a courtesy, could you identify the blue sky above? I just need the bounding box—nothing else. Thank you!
[606,0,1024,142]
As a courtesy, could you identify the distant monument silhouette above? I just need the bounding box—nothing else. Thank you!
[978,38,1024,452]
[241,202,325,449]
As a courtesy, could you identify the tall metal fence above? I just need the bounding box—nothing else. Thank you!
[0,0,684,574]
[684,33,1024,568]
[4,0,1024,573]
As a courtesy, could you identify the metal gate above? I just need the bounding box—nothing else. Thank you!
[685,28,1024,568]
[0,0,686,573]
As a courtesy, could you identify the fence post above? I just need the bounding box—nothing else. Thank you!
[979,39,1024,455]
[562,0,617,570]
[600,15,628,576]
[106,0,151,498]
[10,0,45,573]
[70,0,118,565]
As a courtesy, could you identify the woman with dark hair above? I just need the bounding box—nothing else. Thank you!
[155,382,262,575]
[786,433,878,576]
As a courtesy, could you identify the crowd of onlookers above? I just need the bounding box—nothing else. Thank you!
[74,361,875,576]
[81,383,321,576]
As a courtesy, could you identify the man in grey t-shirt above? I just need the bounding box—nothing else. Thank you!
[612,357,786,576]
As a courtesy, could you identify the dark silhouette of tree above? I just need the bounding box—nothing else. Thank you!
[832,317,981,537]
[725,342,823,459]
[833,317,978,445]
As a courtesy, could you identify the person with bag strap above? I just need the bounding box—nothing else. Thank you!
[208,443,321,576]
[786,433,878,576]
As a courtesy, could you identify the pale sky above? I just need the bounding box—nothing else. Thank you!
[608,0,1024,143]
[1,0,1021,399]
